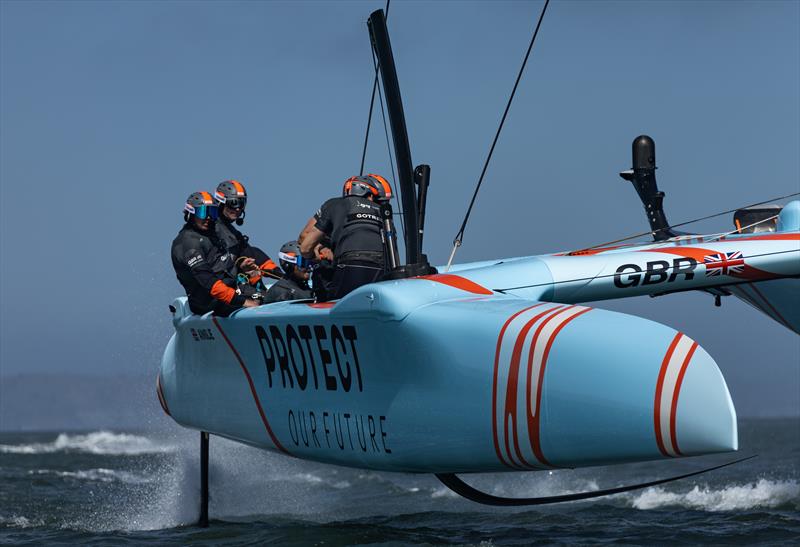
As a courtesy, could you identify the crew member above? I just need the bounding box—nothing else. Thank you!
[171,191,260,315]
[310,240,336,302]
[264,241,313,303]
[298,174,392,300]
[213,179,280,282]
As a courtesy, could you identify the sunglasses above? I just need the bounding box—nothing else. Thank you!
[194,205,219,220]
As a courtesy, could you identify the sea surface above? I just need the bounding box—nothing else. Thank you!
[1,418,798,545]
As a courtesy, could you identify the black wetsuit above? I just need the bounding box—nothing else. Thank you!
[311,259,336,302]
[171,222,246,316]
[264,275,313,304]
[314,196,386,300]
[215,218,279,273]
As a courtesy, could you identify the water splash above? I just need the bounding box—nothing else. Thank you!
[0,515,44,528]
[28,468,152,484]
[629,479,800,511]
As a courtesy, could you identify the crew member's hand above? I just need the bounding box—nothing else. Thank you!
[242,298,260,308]
[315,244,333,261]
[238,257,258,274]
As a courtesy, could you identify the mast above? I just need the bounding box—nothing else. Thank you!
[367,9,421,265]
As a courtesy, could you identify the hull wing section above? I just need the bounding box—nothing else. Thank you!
[449,202,800,333]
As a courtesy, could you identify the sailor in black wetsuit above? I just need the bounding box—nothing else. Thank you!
[213,180,280,283]
[310,239,335,302]
[298,174,392,300]
[171,191,260,316]
[264,241,313,303]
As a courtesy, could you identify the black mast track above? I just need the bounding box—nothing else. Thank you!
[368,9,420,265]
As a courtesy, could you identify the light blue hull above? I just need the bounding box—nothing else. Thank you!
[160,275,737,473]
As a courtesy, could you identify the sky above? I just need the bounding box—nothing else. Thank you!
[0,0,798,417]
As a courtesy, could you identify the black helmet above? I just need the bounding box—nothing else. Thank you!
[183,191,218,222]
[342,174,392,202]
[278,240,303,273]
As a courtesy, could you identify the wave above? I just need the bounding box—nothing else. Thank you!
[284,472,351,489]
[0,431,175,455]
[628,479,800,511]
[28,468,152,484]
[0,514,44,529]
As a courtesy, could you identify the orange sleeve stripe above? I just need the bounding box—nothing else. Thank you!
[260,259,278,271]
[249,273,262,285]
[211,280,236,304]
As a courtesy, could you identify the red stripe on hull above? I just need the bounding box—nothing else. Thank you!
[307,302,335,309]
[526,307,592,468]
[212,317,290,456]
[654,333,683,457]
[504,306,564,469]
[156,374,171,417]
[669,341,698,457]
[492,303,543,468]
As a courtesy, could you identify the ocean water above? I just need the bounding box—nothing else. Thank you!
[1,419,798,545]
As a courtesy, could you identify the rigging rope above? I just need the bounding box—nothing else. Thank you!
[446,0,551,271]
[371,37,407,244]
[359,0,391,175]
[574,191,800,252]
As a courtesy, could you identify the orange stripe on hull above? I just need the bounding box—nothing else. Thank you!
[417,274,493,295]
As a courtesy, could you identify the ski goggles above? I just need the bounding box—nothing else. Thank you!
[279,251,313,269]
[185,203,219,220]
[223,197,247,210]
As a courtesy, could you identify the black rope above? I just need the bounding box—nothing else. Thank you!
[359,0,391,176]
[451,0,550,250]
[371,44,405,244]
[359,81,378,176]
[578,191,800,251]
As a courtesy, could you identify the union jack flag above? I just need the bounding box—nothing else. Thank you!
[704,251,745,276]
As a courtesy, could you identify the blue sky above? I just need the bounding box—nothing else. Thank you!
[1,0,798,416]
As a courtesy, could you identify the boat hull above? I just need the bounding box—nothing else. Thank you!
[159,279,737,473]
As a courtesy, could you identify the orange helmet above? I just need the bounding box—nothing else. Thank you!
[213,180,247,210]
[342,174,392,202]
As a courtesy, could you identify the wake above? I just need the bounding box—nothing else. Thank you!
[628,479,799,511]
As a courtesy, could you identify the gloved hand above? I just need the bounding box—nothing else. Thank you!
[236,257,259,275]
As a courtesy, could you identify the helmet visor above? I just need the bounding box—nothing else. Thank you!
[224,197,247,210]
[194,204,219,220]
